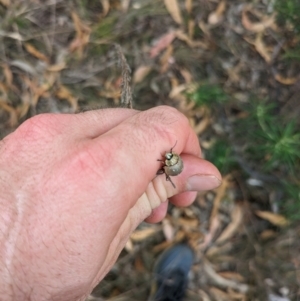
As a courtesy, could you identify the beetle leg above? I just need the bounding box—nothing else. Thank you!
[156,169,165,175]
[166,175,176,188]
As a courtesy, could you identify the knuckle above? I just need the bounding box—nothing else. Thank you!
[16,114,60,142]
[67,143,111,182]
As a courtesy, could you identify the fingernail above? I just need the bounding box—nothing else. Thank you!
[187,174,222,191]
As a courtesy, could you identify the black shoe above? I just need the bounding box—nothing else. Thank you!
[149,244,194,301]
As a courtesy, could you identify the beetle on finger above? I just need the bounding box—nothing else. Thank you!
[157,141,184,188]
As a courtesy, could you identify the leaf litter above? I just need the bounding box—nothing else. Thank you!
[0,1,299,300]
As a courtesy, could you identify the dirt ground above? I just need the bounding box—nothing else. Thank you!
[0,1,299,300]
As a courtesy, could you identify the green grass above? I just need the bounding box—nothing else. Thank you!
[189,84,228,107]
[275,0,300,33]
[205,139,236,175]
[189,83,300,221]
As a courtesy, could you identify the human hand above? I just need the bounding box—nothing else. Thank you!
[0,106,221,301]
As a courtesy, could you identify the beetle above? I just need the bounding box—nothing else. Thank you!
[157,141,184,188]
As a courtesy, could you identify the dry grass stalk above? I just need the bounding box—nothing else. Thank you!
[115,44,133,109]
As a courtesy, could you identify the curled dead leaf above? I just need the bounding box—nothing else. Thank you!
[208,1,226,25]
[0,0,10,7]
[2,63,13,88]
[150,31,176,58]
[69,11,91,57]
[24,43,50,64]
[0,99,18,127]
[204,260,249,293]
[160,45,174,73]
[100,0,110,17]
[124,238,134,253]
[254,33,272,63]
[162,219,175,242]
[55,85,78,112]
[130,227,159,242]
[255,210,290,227]
[164,0,183,25]
[121,0,130,12]
[169,84,187,99]
[133,65,152,84]
[242,6,276,33]
[175,29,208,49]
[216,205,243,244]
[185,0,193,14]
[275,73,298,85]
[46,62,66,72]
[193,117,210,135]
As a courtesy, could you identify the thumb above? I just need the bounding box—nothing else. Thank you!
[137,153,222,223]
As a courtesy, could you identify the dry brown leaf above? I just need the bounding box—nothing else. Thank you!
[175,29,208,49]
[130,227,159,241]
[193,117,210,135]
[124,238,133,253]
[152,240,173,254]
[242,7,276,33]
[198,290,211,301]
[178,217,198,229]
[200,215,221,250]
[228,288,247,301]
[18,92,31,119]
[134,254,146,272]
[210,174,231,225]
[160,45,173,73]
[188,19,195,39]
[260,229,277,240]
[149,31,176,58]
[255,210,289,227]
[208,1,226,25]
[46,62,66,72]
[204,260,249,293]
[254,33,272,63]
[121,0,130,12]
[0,0,10,7]
[274,73,298,85]
[216,205,243,244]
[169,84,187,99]
[0,82,8,96]
[162,219,175,241]
[22,76,51,107]
[2,64,13,88]
[209,287,231,301]
[55,85,78,112]
[164,0,183,25]
[133,65,152,84]
[24,43,50,63]
[185,0,193,14]
[0,99,18,127]
[100,0,110,16]
[180,68,193,83]
[218,271,245,282]
[69,11,91,57]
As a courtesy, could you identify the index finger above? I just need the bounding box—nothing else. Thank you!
[84,106,201,200]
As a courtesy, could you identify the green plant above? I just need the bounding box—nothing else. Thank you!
[282,182,300,221]
[189,84,228,107]
[205,139,236,175]
[275,0,300,33]
[282,43,300,62]
[234,99,299,169]
[255,120,300,172]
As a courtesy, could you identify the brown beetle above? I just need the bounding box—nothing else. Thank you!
[157,141,184,188]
